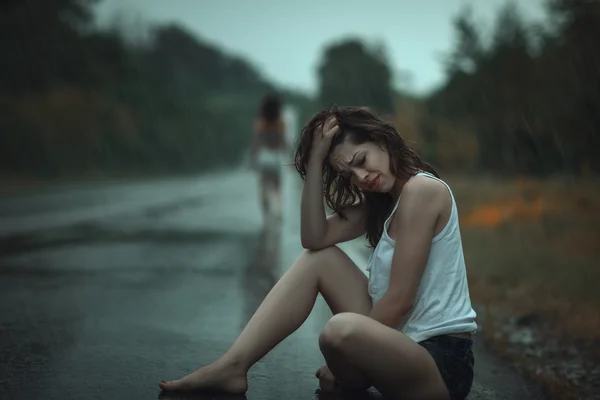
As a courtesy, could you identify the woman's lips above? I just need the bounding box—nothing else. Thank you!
[367,175,380,190]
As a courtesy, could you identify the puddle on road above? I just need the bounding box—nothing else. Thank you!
[0,223,257,258]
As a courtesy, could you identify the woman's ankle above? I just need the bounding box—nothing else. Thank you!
[219,353,249,374]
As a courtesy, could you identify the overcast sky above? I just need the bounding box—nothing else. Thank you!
[93,0,547,96]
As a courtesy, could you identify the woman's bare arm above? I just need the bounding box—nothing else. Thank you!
[300,154,366,250]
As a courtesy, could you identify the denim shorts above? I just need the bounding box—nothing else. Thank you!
[418,335,475,400]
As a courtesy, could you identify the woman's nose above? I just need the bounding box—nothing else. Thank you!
[353,169,368,183]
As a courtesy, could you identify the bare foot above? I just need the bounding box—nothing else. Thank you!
[159,358,248,394]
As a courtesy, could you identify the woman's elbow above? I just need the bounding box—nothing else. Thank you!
[300,238,312,249]
[301,238,321,250]
[301,234,331,250]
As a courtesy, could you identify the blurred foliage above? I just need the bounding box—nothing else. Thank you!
[421,0,600,175]
[317,38,395,115]
[1,0,598,179]
[0,0,310,178]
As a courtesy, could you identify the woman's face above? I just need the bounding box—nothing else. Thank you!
[328,138,394,193]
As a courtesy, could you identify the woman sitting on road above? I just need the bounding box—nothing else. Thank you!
[160,106,478,400]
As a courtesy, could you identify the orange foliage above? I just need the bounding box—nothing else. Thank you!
[462,197,544,228]
[462,205,503,228]
[461,177,600,229]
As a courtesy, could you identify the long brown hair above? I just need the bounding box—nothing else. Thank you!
[259,93,282,123]
[293,106,439,248]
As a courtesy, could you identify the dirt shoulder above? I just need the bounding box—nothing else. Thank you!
[449,175,600,400]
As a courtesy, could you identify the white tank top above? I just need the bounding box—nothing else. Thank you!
[366,172,478,342]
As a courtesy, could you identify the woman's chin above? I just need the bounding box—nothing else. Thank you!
[357,179,389,193]
[361,186,382,194]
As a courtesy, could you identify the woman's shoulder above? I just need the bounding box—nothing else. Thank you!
[398,174,453,216]
[404,173,448,197]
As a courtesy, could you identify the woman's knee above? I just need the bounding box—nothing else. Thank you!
[296,245,346,269]
[319,312,364,352]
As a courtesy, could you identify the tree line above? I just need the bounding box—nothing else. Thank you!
[1,0,597,179]
[0,0,301,178]
[423,0,600,175]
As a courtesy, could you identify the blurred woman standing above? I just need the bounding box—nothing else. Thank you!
[250,93,287,221]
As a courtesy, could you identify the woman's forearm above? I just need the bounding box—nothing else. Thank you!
[300,154,328,248]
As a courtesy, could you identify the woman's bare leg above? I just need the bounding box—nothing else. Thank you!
[319,313,451,399]
[259,174,269,218]
[271,173,282,219]
[159,246,372,393]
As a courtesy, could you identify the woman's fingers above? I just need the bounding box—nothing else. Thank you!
[324,124,339,139]
[323,116,337,133]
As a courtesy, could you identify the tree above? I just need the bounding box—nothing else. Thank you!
[0,0,100,93]
[543,0,600,173]
[444,5,483,76]
[317,38,395,114]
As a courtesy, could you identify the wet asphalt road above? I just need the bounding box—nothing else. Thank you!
[0,167,544,400]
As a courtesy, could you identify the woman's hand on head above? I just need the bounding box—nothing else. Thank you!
[311,116,339,160]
